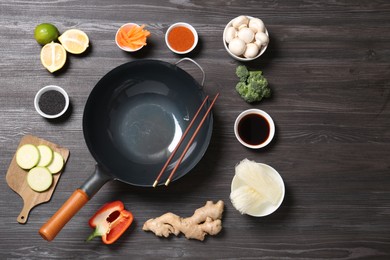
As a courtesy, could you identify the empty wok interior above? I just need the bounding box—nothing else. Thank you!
[83,60,213,186]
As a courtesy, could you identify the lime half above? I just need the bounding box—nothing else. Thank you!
[34,23,59,45]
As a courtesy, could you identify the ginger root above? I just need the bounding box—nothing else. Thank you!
[142,200,224,241]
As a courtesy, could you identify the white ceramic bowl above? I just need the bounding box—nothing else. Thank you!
[34,85,69,119]
[115,23,144,52]
[231,163,285,217]
[223,15,269,61]
[165,22,198,54]
[234,109,275,149]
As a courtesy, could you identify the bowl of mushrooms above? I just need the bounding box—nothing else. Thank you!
[223,15,269,61]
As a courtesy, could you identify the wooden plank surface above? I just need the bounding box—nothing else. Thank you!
[1,0,390,259]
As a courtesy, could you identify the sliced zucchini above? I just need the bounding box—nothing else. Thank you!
[47,151,64,174]
[16,144,40,170]
[27,167,53,192]
[37,145,54,167]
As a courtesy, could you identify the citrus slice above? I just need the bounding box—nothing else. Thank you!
[40,42,67,73]
[58,29,89,54]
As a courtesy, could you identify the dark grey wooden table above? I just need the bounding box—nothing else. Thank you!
[1,0,389,259]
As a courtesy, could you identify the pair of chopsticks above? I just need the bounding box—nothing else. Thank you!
[153,93,220,187]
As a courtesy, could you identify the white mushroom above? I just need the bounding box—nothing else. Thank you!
[224,26,237,44]
[249,18,265,33]
[228,38,246,56]
[255,32,269,46]
[238,24,248,30]
[237,27,255,44]
[243,43,259,58]
[232,15,249,29]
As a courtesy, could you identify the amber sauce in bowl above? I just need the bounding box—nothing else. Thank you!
[165,23,198,54]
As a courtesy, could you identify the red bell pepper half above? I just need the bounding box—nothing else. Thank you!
[86,201,133,244]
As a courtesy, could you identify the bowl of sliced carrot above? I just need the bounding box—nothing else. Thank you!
[115,23,151,52]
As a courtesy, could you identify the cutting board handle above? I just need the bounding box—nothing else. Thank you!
[39,189,89,241]
[17,201,32,224]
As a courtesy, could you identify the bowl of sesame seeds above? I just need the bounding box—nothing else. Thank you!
[34,85,69,119]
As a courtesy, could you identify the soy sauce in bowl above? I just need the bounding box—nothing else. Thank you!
[234,109,275,149]
[238,113,270,145]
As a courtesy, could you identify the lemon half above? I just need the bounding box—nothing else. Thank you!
[40,42,67,73]
[58,29,89,54]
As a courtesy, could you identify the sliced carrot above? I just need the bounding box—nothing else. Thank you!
[126,25,137,37]
[118,36,128,47]
[120,31,128,42]
[117,24,151,50]
[131,39,147,46]
[128,43,138,50]
[118,37,127,47]
[128,34,145,42]
[120,27,129,34]
[143,31,151,37]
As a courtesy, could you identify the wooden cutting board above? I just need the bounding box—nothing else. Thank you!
[6,135,70,224]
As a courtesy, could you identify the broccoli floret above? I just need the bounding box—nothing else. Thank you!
[236,65,249,82]
[236,82,262,103]
[235,65,271,103]
[248,70,263,81]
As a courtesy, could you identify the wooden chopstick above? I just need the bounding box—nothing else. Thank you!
[152,95,210,187]
[165,93,220,186]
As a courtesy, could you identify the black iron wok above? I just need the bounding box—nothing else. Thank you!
[39,58,213,241]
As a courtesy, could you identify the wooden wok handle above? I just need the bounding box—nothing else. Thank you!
[39,189,89,241]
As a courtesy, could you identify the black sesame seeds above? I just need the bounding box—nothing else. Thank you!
[38,90,66,115]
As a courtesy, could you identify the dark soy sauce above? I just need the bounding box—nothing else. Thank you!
[238,113,270,145]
